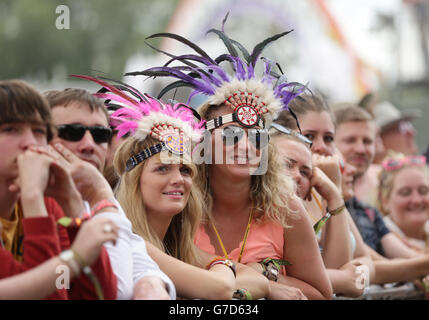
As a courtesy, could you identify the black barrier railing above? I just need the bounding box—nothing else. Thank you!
[333,282,426,300]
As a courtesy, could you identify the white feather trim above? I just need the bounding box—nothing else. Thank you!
[132,113,201,142]
[207,79,283,119]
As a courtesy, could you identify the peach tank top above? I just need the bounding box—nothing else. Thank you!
[195,218,286,274]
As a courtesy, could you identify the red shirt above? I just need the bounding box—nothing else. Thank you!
[0,197,117,299]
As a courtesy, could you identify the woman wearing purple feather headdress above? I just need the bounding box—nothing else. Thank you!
[74,75,270,300]
[128,14,333,299]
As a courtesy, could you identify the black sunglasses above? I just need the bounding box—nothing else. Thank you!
[57,124,112,144]
[221,125,269,150]
[270,123,312,148]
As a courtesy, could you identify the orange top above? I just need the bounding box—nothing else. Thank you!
[195,218,286,275]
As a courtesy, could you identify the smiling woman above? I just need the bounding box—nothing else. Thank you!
[379,152,429,252]
[275,99,376,297]
[77,75,270,300]
[140,157,193,227]
[116,134,200,260]
[132,15,334,300]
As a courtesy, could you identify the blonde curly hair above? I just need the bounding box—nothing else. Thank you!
[196,102,298,228]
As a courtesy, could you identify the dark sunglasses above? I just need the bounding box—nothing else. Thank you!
[221,125,269,150]
[57,124,112,144]
[270,122,313,148]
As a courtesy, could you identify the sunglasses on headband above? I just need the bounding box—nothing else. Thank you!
[220,125,269,150]
[270,122,313,148]
[382,155,426,172]
[57,124,112,144]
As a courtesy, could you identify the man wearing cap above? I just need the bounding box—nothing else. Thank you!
[372,101,420,161]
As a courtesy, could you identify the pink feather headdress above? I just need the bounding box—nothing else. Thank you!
[70,75,205,171]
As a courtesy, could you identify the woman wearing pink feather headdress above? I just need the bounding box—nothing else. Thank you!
[73,75,269,300]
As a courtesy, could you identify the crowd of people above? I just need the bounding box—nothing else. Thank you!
[1,16,429,300]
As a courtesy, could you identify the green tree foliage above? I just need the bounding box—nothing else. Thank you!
[0,0,178,80]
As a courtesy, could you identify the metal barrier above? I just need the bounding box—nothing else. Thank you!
[333,282,426,300]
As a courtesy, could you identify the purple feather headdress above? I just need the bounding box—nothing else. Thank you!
[70,74,205,171]
[125,13,307,129]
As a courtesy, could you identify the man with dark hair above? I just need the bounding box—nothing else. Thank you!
[0,80,117,299]
[45,88,111,172]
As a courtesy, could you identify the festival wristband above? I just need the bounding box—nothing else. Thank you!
[328,203,346,216]
[91,199,118,216]
[313,213,331,235]
[233,288,252,300]
[313,204,346,234]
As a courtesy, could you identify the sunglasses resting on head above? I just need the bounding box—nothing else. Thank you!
[270,122,313,148]
[382,155,426,172]
[57,124,112,144]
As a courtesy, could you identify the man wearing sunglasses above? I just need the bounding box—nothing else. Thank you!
[45,88,111,172]
[44,88,175,300]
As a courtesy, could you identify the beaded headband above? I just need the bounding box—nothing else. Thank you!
[125,13,307,130]
[70,75,205,172]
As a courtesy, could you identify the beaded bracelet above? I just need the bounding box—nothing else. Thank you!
[233,288,252,300]
[206,256,237,278]
[57,213,91,228]
[57,199,117,228]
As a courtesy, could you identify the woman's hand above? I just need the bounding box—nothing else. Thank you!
[308,167,343,210]
[335,260,368,298]
[312,154,342,189]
